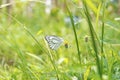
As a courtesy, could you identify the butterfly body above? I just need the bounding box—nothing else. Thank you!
[45,35,63,50]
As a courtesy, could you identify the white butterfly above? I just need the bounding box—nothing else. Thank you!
[45,35,64,50]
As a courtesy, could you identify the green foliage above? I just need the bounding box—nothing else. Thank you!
[0,0,120,80]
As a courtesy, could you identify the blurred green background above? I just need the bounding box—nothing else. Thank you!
[0,0,120,80]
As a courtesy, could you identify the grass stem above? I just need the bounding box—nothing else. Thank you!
[66,1,81,64]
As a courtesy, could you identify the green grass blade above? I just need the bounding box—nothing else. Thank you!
[24,27,60,80]
[85,0,98,15]
[101,2,105,54]
[65,1,81,64]
[10,34,39,80]
[82,0,102,79]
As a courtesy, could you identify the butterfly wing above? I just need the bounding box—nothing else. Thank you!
[45,35,63,50]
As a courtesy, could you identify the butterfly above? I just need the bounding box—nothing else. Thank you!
[45,35,64,50]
